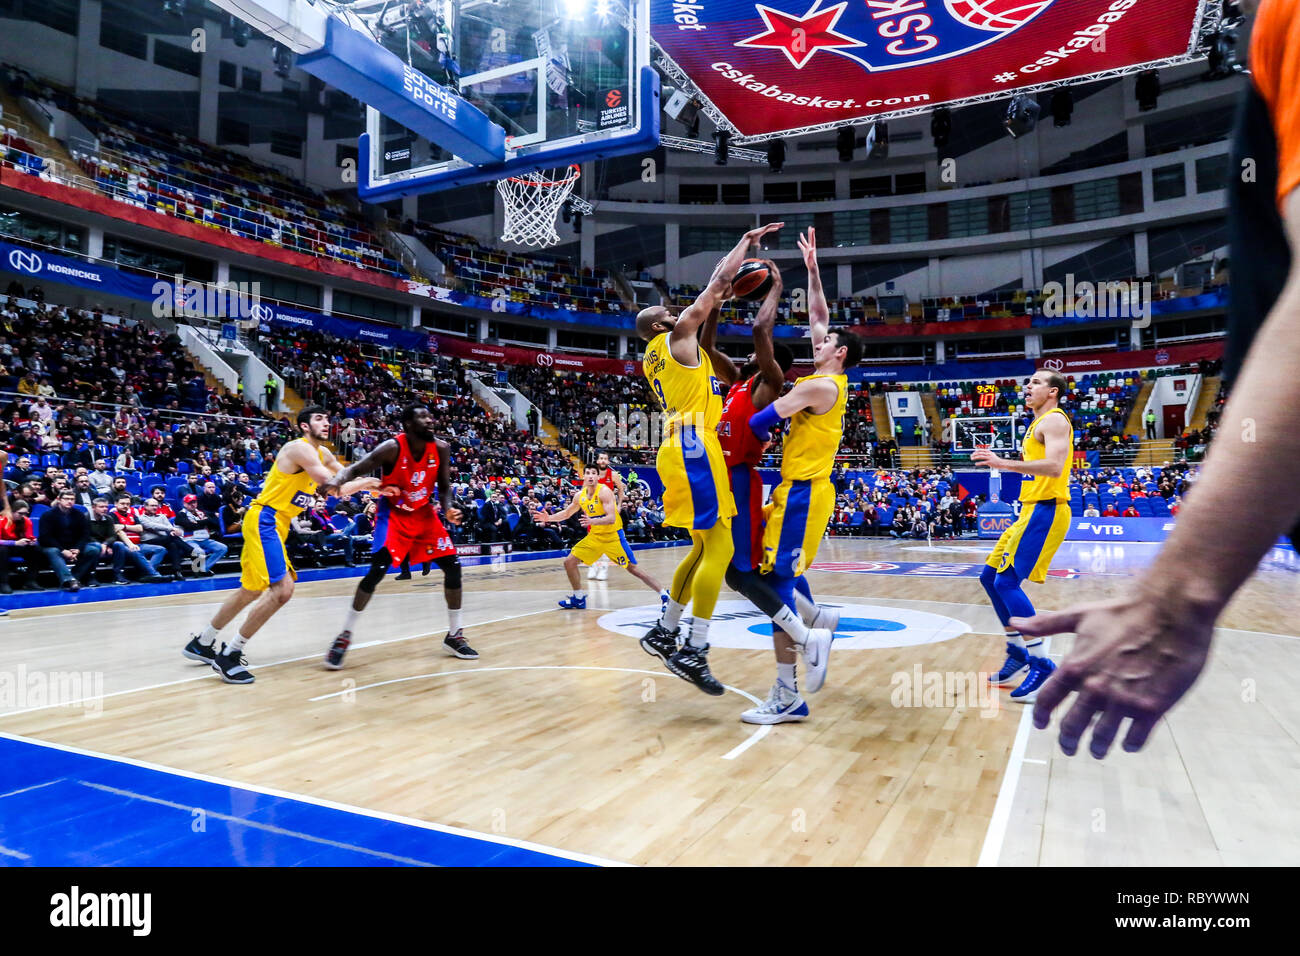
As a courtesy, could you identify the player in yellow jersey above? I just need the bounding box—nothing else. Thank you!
[635,221,783,695]
[974,369,1073,703]
[747,228,862,710]
[534,463,668,609]
[182,406,376,683]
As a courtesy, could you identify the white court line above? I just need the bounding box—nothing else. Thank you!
[309,665,768,761]
[977,637,1051,868]
[0,844,31,860]
[78,781,438,867]
[0,779,62,800]
[1022,758,1048,765]
[0,731,625,867]
[0,605,563,718]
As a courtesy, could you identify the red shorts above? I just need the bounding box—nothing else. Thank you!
[375,506,456,566]
[728,465,765,573]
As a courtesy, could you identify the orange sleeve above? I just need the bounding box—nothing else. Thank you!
[1251,0,1300,206]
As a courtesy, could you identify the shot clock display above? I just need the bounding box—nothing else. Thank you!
[977,384,998,410]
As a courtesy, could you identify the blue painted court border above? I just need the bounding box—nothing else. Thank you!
[0,735,606,866]
[0,541,689,612]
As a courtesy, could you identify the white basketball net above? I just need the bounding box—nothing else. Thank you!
[496,165,580,248]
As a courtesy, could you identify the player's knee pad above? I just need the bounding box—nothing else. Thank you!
[435,555,462,590]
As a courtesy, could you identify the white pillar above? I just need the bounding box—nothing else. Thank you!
[321,286,334,314]
[85,227,104,260]
[197,13,221,145]
[74,1,102,101]
[1134,231,1150,276]
[665,222,681,285]
[547,326,558,350]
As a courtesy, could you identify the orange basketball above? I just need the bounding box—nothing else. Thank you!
[732,259,774,301]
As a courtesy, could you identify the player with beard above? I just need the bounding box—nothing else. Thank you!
[321,403,475,668]
[183,407,371,683]
[702,258,837,724]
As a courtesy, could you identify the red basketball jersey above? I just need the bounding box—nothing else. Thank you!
[599,467,618,493]
[381,433,439,512]
[719,378,766,468]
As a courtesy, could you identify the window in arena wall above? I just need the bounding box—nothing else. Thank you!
[1071,177,1120,222]
[1009,189,1052,232]
[801,180,835,202]
[218,60,237,88]
[332,291,405,325]
[217,115,251,147]
[678,183,718,205]
[101,21,147,59]
[1195,155,1229,194]
[154,40,202,77]
[1152,164,1187,202]
[103,235,213,282]
[270,130,303,159]
[769,213,815,249]
[889,206,927,245]
[488,320,547,346]
[241,67,262,93]
[764,181,798,204]
[8,0,77,35]
[947,198,990,239]
[557,330,616,353]
[720,183,750,205]
[228,267,320,309]
[849,176,892,200]
[0,207,83,254]
[683,227,736,256]
[895,172,927,196]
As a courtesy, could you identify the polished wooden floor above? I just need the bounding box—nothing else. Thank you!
[3,538,1298,866]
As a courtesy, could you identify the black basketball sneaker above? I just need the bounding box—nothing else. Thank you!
[182,634,217,664]
[324,630,352,670]
[639,623,679,664]
[666,642,725,696]
[443,630,479,660]
[212,644,254,684]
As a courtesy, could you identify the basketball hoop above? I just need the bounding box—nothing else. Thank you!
[496,165,581,248]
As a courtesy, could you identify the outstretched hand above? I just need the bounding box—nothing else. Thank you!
[1011,591,1216,759]
[797,227,818,271]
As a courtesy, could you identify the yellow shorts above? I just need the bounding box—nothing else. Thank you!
[985,499,1071,584]
[239,503,298,591]
[656,424,735,531]
[571,531,636,568]
[760,477,836,578]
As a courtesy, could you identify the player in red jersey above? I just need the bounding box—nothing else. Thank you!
[701,260,838,724]
[320,403,476,668]
[587,451,627,581]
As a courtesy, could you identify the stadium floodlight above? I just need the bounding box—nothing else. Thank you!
[868,122,889,159]
[836,127,854,162]
[163,0,187,15]
[273,43,295,78]
[767,138,785,173]
[1205,24,1243,80]
[713,129,730,165]
[1003,95,1041,138]
[231,15,252,47]
[931,107,951,150]
[1050,88,1073,127]
[1136,69,1160,111]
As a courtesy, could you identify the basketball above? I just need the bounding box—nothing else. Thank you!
[732,259,774,301]
[945,0,1053,32]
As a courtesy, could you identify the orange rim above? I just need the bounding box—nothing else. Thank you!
[505,164,581,187]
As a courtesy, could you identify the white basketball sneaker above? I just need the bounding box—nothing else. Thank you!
[800,627,835,693]
[810,604,840,635]
[741,681,809,724]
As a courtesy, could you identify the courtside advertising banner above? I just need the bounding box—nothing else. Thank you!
[653,0,1209,138]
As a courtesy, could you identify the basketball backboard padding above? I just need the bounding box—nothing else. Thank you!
[357,66,660,202]
[297,16,505,166]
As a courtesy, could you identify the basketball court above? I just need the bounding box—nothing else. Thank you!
[4,538,1297,866]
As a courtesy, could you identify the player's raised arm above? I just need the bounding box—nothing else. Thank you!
[671,223,783,359]
[798,227,829,350]
[751,260,787,408]
[701,303,739,389]
[318,439,399,497]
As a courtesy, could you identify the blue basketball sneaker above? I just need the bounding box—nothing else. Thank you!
[1009,655,1057,703]
[989,641,1030,686]
[558,595,587,610]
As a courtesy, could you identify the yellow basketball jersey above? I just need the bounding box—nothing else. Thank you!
[781,373,847,481]
[643,332,723,434]
[1018,407,1073,502]
[253,438,324,517]
[580,485,621,537]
